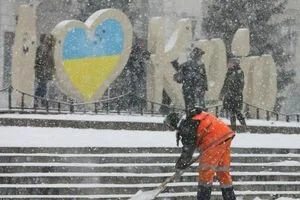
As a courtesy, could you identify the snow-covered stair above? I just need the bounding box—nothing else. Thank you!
[0,147,299,200]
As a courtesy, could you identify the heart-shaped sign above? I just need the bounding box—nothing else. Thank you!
[52,9,132,101]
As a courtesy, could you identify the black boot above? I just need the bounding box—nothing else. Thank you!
[237,112,247,132]
[239,118,246,126]
[239,119,248,132]
[197,184,212,200]
[230,115,236,131]
[237,112,246,126]
[221,186,236,200]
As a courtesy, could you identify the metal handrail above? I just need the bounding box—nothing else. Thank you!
[0,85,299,122]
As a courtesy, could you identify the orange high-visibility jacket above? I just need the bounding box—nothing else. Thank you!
[192,111,235,152]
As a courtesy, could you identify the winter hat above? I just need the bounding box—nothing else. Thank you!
[190,47,205,59]
[187,107,206,117]
[164,112,181,130]
[227,53,240,65]
[229,57,240,65]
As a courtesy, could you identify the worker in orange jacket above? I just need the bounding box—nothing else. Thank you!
[164,107,236,200]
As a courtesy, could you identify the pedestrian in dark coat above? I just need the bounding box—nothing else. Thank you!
[126,40,150,108]
[219,56,246,131]
[171,47,208,112]
[34,34,55,106]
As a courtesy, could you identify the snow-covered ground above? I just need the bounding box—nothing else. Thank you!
[0,114,299,200]
[0,113,299,147]
[1,113,300,127]
[0,126,299,148]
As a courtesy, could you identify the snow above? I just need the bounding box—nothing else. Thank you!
[0,113,165,123]
[1,113,300,127]
[1,161,297,167]
[0,126,299,148]
[0,113,298,147]
[0,114,299,200]
[0,171,299,177]
[0,181,297,188]
[129,189,160,200]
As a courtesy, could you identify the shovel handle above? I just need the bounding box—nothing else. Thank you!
[157,153,201,192]
[158,170,183,190]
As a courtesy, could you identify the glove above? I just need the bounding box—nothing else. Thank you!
[175,158,190,170]
[175,145,194,170]
[175,155,194,170]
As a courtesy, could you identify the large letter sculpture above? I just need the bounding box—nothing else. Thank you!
[147,17,192,110]
[148,19,277,113]
[52,9,132,101]
[231,29,277,114]
[193,38,227,102]
[11,5,37,107]
[10,6,277,113]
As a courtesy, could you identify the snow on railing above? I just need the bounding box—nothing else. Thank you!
[0,85,299,123]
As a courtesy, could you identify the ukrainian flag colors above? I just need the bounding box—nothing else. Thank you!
[62,19,124,100]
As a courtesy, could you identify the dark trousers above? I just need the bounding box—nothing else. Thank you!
[183,88,206,112]
[229,110,246,131]
[34,79,48,106]
[197,89,206,108]
[183,89,196,111]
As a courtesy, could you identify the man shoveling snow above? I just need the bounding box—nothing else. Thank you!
[129,107,237,200]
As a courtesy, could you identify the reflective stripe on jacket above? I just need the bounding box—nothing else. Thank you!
[192,112,235,151]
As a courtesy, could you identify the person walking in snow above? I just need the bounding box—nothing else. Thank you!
[219,55,246,131]
[34,34,55,107]
[164,107,236,200]
[171,47,208,111]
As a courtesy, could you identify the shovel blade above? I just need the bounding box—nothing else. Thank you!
[129,188,161,200]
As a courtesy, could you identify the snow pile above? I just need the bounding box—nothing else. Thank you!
[129,189,160,200]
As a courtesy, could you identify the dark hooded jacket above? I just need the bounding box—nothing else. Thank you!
[219,64,244,112]
[173,59,208,93]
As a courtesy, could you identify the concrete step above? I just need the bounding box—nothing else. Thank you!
[0,147,299,154]
[0,181,299,195]
[0,147,299,199]
[1,153,299,163]
[0,163,299,173]
[1,172,300,184]
[156,191,300,200]
[0,192,299,200]
[0,115,299,133]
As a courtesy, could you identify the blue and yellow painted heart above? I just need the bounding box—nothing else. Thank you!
[52,9,132,101]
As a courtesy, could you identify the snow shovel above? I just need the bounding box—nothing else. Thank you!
[129,154,200,200]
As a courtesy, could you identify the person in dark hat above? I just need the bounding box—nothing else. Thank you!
[171,47,208,112]
[164,107,237,200]
[219,55,246,131]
